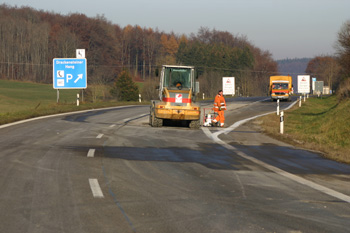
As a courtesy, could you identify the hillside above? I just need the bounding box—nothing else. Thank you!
[276,58,311,89]
[0,5,278,98]
[276,58,311,75]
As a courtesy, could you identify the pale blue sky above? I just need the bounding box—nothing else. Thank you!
[1,0,349,60]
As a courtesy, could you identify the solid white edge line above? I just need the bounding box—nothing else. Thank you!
[123,118,131,123]
[89,178,104,198]
[87,149,96,158]
[0,105,135,129]
[202,100,350,204]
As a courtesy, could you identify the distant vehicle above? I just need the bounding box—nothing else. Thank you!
[149,65,201,129]
[269,75,293,101]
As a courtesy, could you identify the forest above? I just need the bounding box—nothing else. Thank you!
[0,4,309,101]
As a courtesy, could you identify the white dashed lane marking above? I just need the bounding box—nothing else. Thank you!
[87,149,95,158]
[89,179,104,198]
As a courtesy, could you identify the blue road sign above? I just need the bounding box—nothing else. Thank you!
[53,58,87,89]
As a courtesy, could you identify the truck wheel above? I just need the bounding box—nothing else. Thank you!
[150,105,163,127]
[189,120,200,129]
[149,112,153,126]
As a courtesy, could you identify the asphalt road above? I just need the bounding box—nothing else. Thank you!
[0,97,349,233]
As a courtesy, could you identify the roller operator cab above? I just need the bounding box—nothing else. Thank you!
[149,65,201,129]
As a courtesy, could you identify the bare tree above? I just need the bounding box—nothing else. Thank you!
[335,20,350,76]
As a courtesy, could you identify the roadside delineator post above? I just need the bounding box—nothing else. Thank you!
[139,94,141,103]
[304,93,306,102]
[276,99,280,115]
[299,96,302,107]
[203,93,205,100]
[77,93,80,106]
[280,111,284,134]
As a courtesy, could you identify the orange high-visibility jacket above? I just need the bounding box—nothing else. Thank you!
[213,94,226,112]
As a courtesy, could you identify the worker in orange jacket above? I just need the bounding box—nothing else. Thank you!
[212,90,226,127]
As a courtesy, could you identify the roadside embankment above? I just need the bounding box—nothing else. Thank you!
[0,80,146,126]
[256,95,350,164]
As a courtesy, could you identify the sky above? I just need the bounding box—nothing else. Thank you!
[1,0,350,60]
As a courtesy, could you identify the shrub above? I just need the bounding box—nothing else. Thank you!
[111,70,139,101]
[337,78,350,100]
[141,78,159,101]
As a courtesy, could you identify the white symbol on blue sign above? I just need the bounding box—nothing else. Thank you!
[57,70,64,78]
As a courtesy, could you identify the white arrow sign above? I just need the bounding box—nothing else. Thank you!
[74,74,83,83]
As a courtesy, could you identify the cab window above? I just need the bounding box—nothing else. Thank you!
[164,68,191,89]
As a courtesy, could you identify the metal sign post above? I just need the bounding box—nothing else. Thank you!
[57,89,59,103]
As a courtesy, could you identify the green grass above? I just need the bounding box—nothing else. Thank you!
[135,81,144,90]
[0,80,146,125]
[258,95,350,164]
[0,80,78,113]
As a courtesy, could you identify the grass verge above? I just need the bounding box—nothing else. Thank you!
[0,80,147,125]
[256,95,350,164]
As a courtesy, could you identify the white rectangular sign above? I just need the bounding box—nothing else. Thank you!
[76,49,85,58]
[222,77,235,95]
[297,75,310,94]
[312,77,316,91]
[175,94,182,103]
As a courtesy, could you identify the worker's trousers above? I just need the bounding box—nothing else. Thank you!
[214,111,225,124]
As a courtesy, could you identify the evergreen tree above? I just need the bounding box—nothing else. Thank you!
[111,70,139,101]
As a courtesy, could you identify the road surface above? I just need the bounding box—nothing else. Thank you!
[0,97,349,233]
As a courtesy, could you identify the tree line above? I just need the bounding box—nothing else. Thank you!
[0,4,279,101]
[305,20,350,100]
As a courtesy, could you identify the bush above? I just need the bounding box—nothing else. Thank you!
[337,78,350,100]
[141,78,159,101]
[111,70,139,101]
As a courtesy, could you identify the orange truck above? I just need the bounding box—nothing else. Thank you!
[269,75,293,101]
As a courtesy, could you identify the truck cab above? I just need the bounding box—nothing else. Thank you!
[269,75,293,101]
